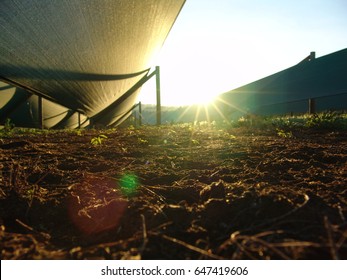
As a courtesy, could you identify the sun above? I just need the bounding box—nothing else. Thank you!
[193,92,218,106]
[171,94,233,125]
[162,88,220,107]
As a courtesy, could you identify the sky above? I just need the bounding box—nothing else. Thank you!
[138,0,347,106]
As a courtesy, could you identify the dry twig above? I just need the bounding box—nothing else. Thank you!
[246,193,310,232]
[139,214,148,254]
[155,233,224,260]
[324,216,339,260]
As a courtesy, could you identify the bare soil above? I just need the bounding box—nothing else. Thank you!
[0,125,346,259]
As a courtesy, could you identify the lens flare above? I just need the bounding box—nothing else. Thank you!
[119,174,139,196]
[67,176,127,235]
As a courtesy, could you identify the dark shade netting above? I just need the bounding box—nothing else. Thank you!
[0,0,185,127]
[217,48,347,117]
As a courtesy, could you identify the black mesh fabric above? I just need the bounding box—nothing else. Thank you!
[0,0,185,127]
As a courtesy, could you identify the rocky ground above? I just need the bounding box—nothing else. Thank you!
[0,124,346,259]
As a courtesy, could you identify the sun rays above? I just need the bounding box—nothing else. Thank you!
[174,94,247,126]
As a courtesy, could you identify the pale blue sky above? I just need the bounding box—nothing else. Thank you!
[139,0,347,105]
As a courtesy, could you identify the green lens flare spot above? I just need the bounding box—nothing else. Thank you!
[119,174,139,196]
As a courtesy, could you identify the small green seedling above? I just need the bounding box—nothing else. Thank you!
[276,128,293,138]
[2,118,15,133]
[91,134,108,146]
[138,137,148,144]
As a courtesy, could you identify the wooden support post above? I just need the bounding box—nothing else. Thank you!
[138,101,142,126]
[133,111,137,127]
[78,112,81,129]
[156,66,161,126]
[38,96,43,129]
[309,98,316,114]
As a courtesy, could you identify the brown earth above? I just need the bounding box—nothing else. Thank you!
[0,125,346,259]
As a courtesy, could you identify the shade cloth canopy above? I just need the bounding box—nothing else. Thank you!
[0,0,185,127]
[218,48,347,117]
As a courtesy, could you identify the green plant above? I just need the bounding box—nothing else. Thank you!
[91,134,108,146]
[75,129,83,136]
[2,118,15,133]
[270,112,347,131]
[305,112,344,129]
[137,137,148,145]
[276,128,293,138]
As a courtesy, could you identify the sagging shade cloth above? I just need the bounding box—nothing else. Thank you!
[0,81,90,129]
[0,0,185,126]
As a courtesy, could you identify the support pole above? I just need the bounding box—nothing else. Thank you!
[38,96,43,129]
[138,101,142,126]
[309,98,316,114]
[78,112,81,129]
[156,66,161,126]
[133,111,137,126]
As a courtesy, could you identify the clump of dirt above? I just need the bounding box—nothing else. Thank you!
[0,125,346,259]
